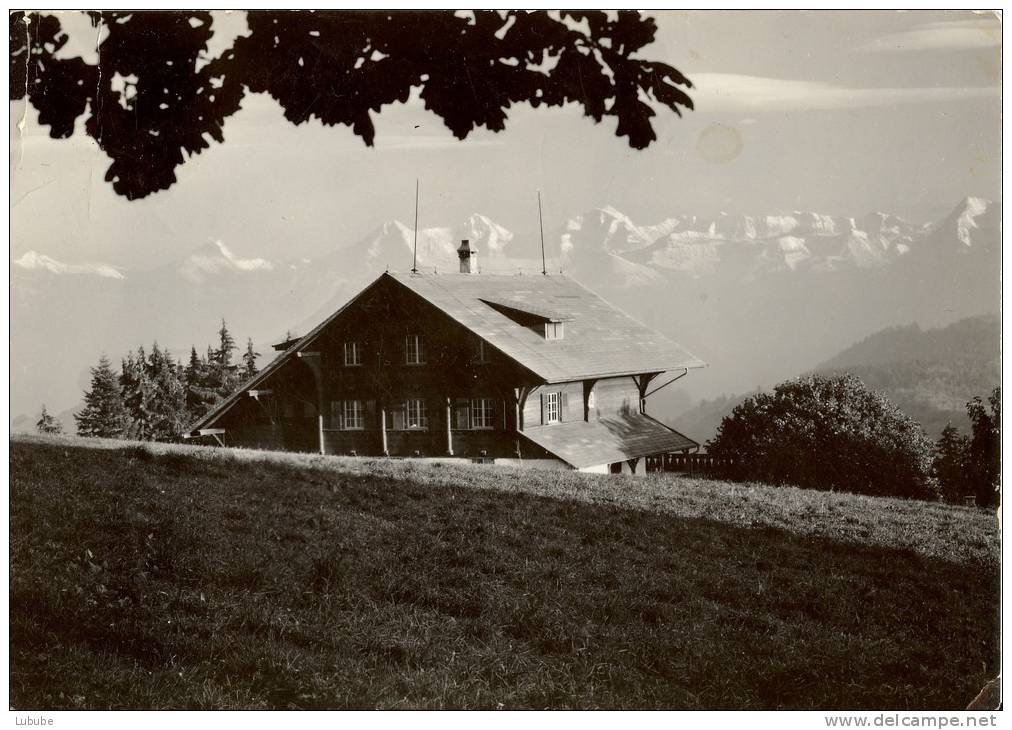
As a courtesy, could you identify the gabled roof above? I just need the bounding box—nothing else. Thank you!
[522,413,698,469]
[187,271,705,436]
[187,275,390,435]
[390,272,705,382]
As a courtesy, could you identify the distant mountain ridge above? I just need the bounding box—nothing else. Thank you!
[668,314,1001,443]
[15,197,997,285]
[814,314,1000,437]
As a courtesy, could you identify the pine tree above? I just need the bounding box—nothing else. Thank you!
[146,345,187,440]
[184,345,217,420]
[36,405,63,434]
[241,337,260,379]
[120,347,154,440]
[933,423,969,503]
[204,320,240,402]
[215,318,237,368]
[75,355,128,438]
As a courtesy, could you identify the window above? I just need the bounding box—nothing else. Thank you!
[344,341,362,366]
[545,322,565,340]
[328,400,364,430]
[386,398,428,430]
[343,400,364,430]
[453,398,495,429]
[407,399,428,429]
[473,339,490,363]
[471,398,494,429]
[544,391,560,424]
[405,334,425,365]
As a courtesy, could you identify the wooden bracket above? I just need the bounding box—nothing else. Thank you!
[186,428,226,447]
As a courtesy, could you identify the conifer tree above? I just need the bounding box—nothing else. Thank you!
[241,337,260,379]
[146,345,187,440]
[183,345,217,420]
[120,347,154,440]
[206,319,239,399]
[36,405,63,434]
[75,355,128,438]
[215,319,237,368]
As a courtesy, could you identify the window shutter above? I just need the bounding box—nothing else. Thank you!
[455,398,469,430]
[332,401,343,430]
[540,394,546,425]
[561,391,568,421]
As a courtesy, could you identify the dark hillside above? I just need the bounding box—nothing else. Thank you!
[672,315,1000,442]
[10,436,999,710]
[815,315,1000,436]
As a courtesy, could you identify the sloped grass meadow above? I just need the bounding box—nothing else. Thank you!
[10,435,1000,710]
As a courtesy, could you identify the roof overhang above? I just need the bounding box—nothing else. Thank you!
[521,413,698,469]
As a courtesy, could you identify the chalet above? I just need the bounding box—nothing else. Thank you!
[186,241,706,473]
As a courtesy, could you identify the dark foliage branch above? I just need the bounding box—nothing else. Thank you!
[11,10,693,200]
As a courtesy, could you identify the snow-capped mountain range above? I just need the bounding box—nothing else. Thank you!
[12,197,1001,432]
[16,196,996,284]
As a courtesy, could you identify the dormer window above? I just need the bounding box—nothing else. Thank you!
[405,334,425,365]
[344,341,362,366]
[545,322,565,340]
[479,298,571,341]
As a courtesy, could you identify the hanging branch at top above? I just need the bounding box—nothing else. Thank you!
[10,10,693,201]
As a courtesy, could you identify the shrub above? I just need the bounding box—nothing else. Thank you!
[933,424,969,503]
[708,374,937,500]
[966,387,1000,507]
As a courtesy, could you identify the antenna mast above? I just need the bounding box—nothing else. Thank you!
[411,179,420,274]
[538,190,547,276]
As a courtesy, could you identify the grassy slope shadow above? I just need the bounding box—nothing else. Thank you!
[9,441,1000,710]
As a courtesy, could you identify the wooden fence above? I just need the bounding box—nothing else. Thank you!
[644,452,734,475]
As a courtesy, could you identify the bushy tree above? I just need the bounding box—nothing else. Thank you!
[933,423,969,503]
[75,355,128,438]
[708,374,937,500]
[966,387,1000,507]
[35,405,63,434]
[11,11,693,200]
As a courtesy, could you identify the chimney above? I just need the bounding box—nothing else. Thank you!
[457,239,478,274]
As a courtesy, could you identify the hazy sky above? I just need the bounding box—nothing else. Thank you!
[10,10,1002,269]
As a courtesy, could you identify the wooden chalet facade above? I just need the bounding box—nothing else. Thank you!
[186,242,705,473]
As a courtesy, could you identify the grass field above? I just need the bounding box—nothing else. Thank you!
[10,434,1000,710]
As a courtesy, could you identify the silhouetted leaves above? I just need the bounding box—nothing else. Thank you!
[13,10,693,200]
